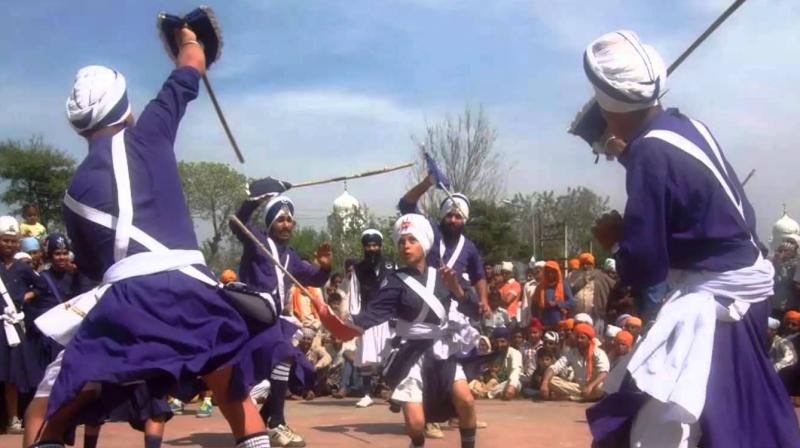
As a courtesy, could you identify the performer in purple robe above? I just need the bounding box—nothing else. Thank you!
[581,30,800,447]
[231,192,331,447]
[0,216,50,434]
[313,214,485,448]
[26,27,276,448]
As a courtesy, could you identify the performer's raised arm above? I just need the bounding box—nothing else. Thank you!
[398,176,432,214]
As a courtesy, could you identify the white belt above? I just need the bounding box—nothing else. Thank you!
[35,249,214,347]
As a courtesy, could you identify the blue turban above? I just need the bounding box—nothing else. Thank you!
[264,195,295,229]
[45,233,70,259]
[492,326,511,340]
[20,237,40,253]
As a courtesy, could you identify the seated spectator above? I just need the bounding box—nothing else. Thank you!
[291,285,323,331]
[324,272,347,301]
[558,318,576,355]
[299,328,332,400]
[487,327,523,400]
[536,261,575,327]
[20,237,44,271]
[521,318,544,387]
[768,317,797,372]
[20,204,46,239]
[326,292,348,319]
[323,334,358,398]
[528,348,558,391]
[623,315,643,341]
[610,330,634,368]
[477,335,492,355]
[539,323,609,402]
[469,362,500,399]
[780,311,800,405]
[510,326,526,351]
[604,325,622,350]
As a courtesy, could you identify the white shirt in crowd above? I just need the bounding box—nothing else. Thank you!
[550,347,610,387]
[770,336,798,372]
[500,346,523,388]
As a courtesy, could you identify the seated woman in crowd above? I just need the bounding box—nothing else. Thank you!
[535,261,575,328]
[539,323,609,402]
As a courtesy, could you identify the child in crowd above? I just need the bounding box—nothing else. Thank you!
[19,204,46,239]
[528,348,558,391]
[20,237,44,271]
[610,331,634,368]
[520,318,544,387]
[623,316,643,341]
[510,326,525,351]
[483,287,510,333]
[477,335,492,355]
[487,327,523,401]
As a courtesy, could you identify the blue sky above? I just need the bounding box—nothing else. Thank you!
[2,0,798,242]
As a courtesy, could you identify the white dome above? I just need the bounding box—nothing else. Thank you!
[771,212,800,250]
[333,190,360,211]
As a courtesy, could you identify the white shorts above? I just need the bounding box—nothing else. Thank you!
[35,350,100,399]
[390,354,466,403]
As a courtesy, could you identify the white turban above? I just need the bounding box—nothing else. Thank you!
[575,312,594,326]
[605,324,622,338]
[439,193,470,221]
[604,258,617,272]
[768,317,781,330]
[0,216,19,237]
[393,214,435,256]
[584,30,667,113]
[13,252,31,262]
[501,261,514,273]
[66,65,131,134]
[534,261,545,268]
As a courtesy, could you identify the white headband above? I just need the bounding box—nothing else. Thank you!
[0,216,19,237]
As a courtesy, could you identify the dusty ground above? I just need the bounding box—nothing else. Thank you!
[0,397,593,447]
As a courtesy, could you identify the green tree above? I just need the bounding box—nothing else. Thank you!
[178,161,247,270]
[0,137,76,229]
[327,205,370,271]
[465,199,530,263]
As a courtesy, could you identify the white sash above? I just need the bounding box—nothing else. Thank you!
[396,267,446,323]
[439,235,465,269]
[266,237,290,307]
[347,271,361,316]
[0,273,23,347]
[36,129,218,346]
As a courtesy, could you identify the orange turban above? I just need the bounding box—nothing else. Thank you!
[573,323,596,381]
[558,318,575,330]
[535,261,565,310]
[579,253,595,266]
[785,310,800,324]
[626,316,642,328]
[219,269,238,284]
[615,330,634,349]
[568,258,580,270]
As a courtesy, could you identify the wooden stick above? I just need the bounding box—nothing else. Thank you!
[202,74,245,164]
[291,161,415,189]
[741,168,756,187]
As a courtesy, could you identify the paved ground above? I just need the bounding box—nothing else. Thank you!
[0,398,593,447]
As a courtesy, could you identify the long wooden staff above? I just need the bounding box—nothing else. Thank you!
[291,161,415,189]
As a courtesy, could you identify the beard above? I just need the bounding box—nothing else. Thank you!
[363,250,382,267]
[440,222,463,240]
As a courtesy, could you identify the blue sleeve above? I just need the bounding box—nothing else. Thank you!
[18,264,49,298]
[616,146,671,289]
[288,250,330,288]
[466,243,485,284]
[559,282,575,310]
[397,197,421,215]
[352,280,403,330]
[455,287,480,319]
[231,200,262,244]
[131,67,201,149]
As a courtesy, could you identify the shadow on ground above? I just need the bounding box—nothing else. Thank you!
[165,432,235,447]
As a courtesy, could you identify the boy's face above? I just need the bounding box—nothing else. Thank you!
[299,337,313,351]
[539,355,554,369]
[785,320,800,335]
[624,323,642,337]
[478,339,491,353]
[511,332,525,349]
[329,301,342,315]
[576,332,590,351]
[529,328,542,345]
[24,209,38,225]
[616,344,631,356]
[544,339,558,352]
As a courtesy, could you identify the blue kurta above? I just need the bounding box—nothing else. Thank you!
[0,259,50,391]
[232,200,330,305]
[615,108,761,290]
[47,67,304,420]
[397,199,485,285]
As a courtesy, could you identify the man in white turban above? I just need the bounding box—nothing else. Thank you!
[584,31,800,448]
